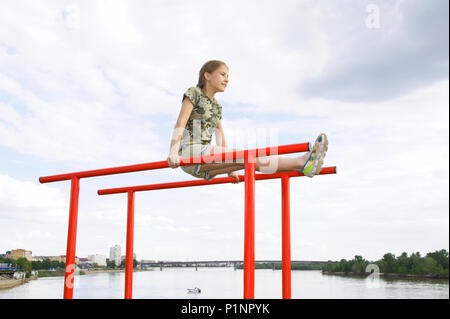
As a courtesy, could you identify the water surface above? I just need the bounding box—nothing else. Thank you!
[0,268,448,299]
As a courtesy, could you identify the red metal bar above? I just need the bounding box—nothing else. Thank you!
[243,153,256,299]
[125,191,135,299]
[281,176,291,299]
[98,167,337,195]
[63,176,80,299]
[39,143,310,183]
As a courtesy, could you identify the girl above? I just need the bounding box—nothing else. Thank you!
[167,60,327,183]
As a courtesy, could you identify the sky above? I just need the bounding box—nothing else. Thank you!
[0,0,448,263]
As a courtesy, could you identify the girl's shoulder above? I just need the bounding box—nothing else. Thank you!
[186,86,202,92]
[183,86,202,104]
[185,86,202,94]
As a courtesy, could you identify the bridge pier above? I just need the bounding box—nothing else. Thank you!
[195,263,198,271]
[159,263,162,271]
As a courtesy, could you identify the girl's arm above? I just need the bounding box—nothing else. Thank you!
[167,97,193,167]
[215,120,227,148]
[216,120,240,183]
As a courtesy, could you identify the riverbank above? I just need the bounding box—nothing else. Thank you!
[322,271,449,280]
[0,275,38,290]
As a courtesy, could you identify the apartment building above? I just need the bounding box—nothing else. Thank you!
[88,254,106,267]
[6,249,32,261]
[110,245,121,266]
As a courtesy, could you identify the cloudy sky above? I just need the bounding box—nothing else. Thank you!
[0,0,448,263]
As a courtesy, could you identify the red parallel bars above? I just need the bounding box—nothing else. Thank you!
[38,142,313,299]
[281,176,291,299]
[125,191,135,299]
[244,153,256,299]
[98,167,337,299]
[64,176,79,299]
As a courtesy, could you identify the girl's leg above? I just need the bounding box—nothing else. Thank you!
[208,164,244,179]
[198,145,310,173]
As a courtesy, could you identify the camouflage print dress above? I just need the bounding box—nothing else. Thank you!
[178,86,223,180]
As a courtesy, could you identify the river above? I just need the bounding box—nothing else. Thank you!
[0,268,448,299]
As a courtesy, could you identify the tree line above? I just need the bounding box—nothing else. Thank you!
[236,263,324,270]
[322,249,449,277]
[1,256,65,273]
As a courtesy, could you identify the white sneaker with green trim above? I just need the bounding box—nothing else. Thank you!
[298,133,328,177]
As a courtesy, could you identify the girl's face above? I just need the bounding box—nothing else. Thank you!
[205,64,229,92]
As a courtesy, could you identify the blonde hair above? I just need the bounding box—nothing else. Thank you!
[197,60,228,89]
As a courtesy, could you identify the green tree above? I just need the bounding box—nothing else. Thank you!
[16,258,32,272]
[381,253,396,273]
[396,252,409,274]
[42,259,52,270]
[321,249,449,277]
[31,261,41,270]
[426,250,449,270]
[107,261,116,269]
[120,259,138,268]
[423,257,437,275]
[51,261,63,269]
[342,259,352,272]
[409,252,423,274]
[352,255,369,273]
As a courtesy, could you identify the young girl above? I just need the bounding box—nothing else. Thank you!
[167,60,328,183]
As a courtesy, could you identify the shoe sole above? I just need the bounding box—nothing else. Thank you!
[315,141,328,175]
[308,133,328,177]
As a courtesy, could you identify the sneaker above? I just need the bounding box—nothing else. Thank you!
[298,133,328,177]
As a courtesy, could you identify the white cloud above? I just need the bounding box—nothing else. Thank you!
[0,174,68,255]
[0,0,448,262]
[0,174,66,221]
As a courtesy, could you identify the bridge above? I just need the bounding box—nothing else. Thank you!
[140,260,333,270]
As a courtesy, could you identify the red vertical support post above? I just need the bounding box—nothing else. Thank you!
[243,152,256,299]
[63,176,80,299]
[125,191,135,299]
[281,176,292,299]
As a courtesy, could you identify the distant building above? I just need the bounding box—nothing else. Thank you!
[48,256,64,263]
[79,262,93,269]
[33,255,79,265]
[6,249,32,261]
[110,245,121,266]
[78,257,93,269]
[88,254,106,267]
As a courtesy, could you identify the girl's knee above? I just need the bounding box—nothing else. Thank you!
[256,156,278,174]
